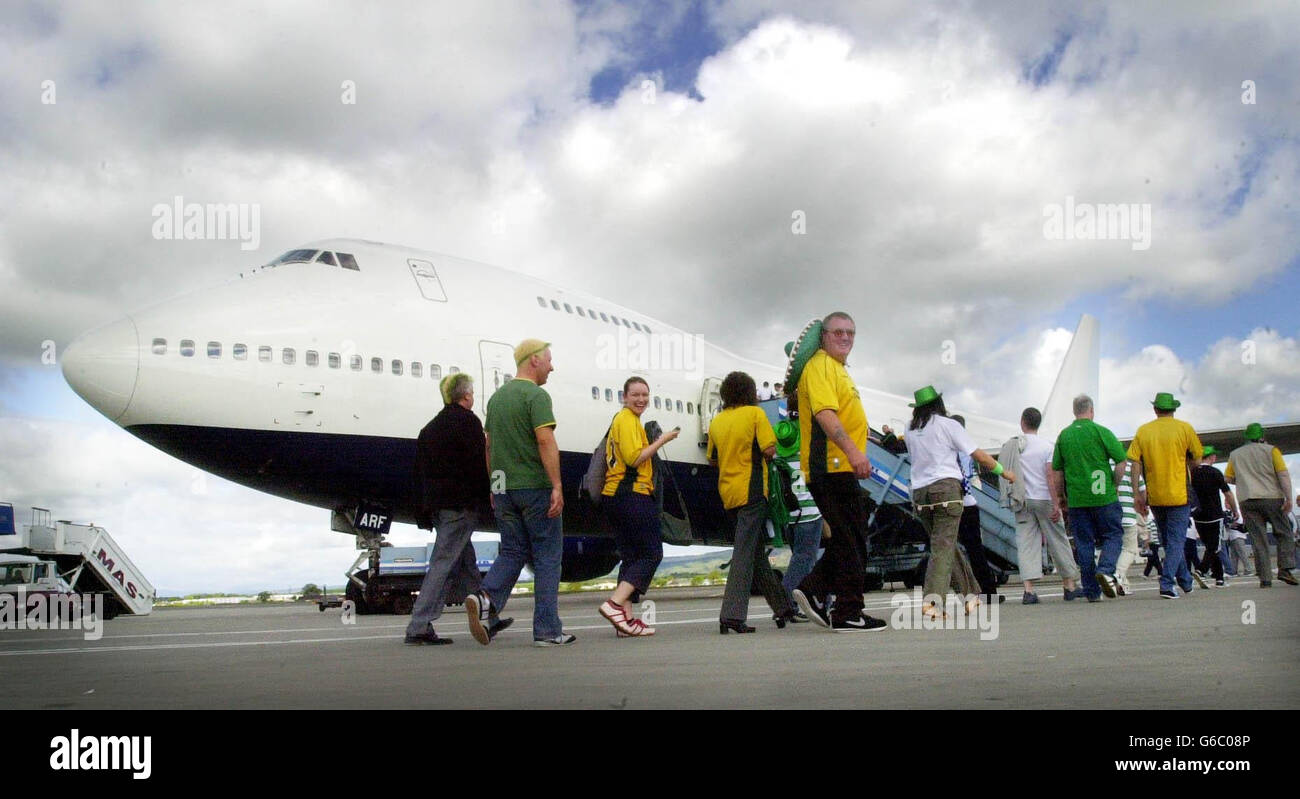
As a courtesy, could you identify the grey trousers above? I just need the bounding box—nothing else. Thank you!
[1241,498,1296,580]
[1229,538,1253,575]
[1015,498,1081,582]
[720,500,791,622]
[405,509,483,636]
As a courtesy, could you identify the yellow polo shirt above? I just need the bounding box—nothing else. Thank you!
[707,406,776,510]
[797,349,868,482]
[602,408,653,497]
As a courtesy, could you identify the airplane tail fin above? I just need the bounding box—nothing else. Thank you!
[1039,314,1100,441]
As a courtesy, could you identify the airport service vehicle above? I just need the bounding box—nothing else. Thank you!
[0,552,76,598]
[0,503,155,618]
[343,538,499,615]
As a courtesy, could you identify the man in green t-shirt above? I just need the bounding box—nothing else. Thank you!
[466,338,574,647]
[1049,394,1129,601]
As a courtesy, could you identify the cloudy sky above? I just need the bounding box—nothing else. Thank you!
[1,1,1297,594]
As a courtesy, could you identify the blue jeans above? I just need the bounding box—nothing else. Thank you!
[1152,504,1193,593]
[1068,502,1124,599]
[783,517,823,603]
[484,489,563,639]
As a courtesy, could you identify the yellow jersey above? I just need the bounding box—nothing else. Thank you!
[706,405,776,510]
[1127,416,1202,506]
[797,349,868,481]
[602,408,654,497]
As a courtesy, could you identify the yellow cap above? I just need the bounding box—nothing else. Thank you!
[514,338,550,365]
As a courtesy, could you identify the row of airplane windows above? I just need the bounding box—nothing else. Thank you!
[149,338,460,378]
[538,296,652,333]
[591,386,694,415]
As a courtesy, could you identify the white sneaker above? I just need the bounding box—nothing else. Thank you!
[533,633,577,647]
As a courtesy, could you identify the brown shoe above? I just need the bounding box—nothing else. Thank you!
[1277,570,1298,586]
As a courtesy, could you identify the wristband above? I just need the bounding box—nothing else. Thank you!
[992,462,1004,476]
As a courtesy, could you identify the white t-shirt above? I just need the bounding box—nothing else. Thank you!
[905,415,977,490]
[959,451,978,507]
[1019,433,1054,501]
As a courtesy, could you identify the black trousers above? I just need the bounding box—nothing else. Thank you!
[1192,517,1224,581]
[957,505,1000,596]
[799,473,869,623]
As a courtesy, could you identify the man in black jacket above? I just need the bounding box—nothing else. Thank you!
[404,373,511,644]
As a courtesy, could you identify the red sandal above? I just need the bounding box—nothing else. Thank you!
[599,600,638,635]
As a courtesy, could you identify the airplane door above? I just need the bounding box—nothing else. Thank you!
[478,341,515,407]
[274,382,324,427]
[699,377,723,440]
[408,259,448,302]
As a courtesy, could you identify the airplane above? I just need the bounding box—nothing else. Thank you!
[59,239,1293,586]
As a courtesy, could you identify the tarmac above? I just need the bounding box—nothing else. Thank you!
[1,573,1296,709]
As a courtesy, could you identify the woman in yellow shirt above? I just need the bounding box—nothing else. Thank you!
[707,371,797,633]
[598,377,679,637]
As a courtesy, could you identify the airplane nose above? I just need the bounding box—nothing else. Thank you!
[62,316,140,422]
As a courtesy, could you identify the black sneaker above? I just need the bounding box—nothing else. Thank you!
[831,614,888,633]
[792,589,830,628]
[404,627,452,645]
[487,616,514,641]
[1159,589,1179,599]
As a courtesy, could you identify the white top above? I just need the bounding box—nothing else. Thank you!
[905,415,977,490]
[1019,433,1054,501]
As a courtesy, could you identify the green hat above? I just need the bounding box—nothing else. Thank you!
[1244,422,1265,441]
[909,385,942,408]
[774,419,800,457]
[1151,392,1181,411]
[783,319,824,392]
[1202,445,1217,457]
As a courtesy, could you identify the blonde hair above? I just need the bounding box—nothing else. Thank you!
[440,372,473,405]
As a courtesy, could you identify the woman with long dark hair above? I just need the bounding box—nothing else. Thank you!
[706,371,796,633]
[597,376,678,637]
[904,386,1015,619]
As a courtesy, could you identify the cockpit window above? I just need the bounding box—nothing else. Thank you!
[316,251,338,266]
[271,249,318,266]
[337,252,360,271]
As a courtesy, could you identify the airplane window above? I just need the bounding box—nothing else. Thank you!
[644,324,652,334]
[371,357,382,373]
[591,386,599,399]
[618,390,624,403]
[687,402,693,414]
[391,360,403,376]
[151,338,166,355]
[576,307,586,317]
[550,300,560,311]
[676,400,683,413]
[654,397,661,409]
[622,318,631,328]
[180,340,195,357]
[631,322,641,332]
[605,388,613,402]
[599,312,609,322]
[337,253,360,271]
[430,364,441,379]
[564,303,572,313]
[350,355,362,371]
[411,362,422,378]
[328,352,340,369]
[234,343,247,360]
[274,249,318,265]
[259,346,272,362]
[306,350,319,367]
[316,251,338,266]
[283,348,295,365]
[449,366,460,374]
[207,341,221,358]
[536,296,546,308]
